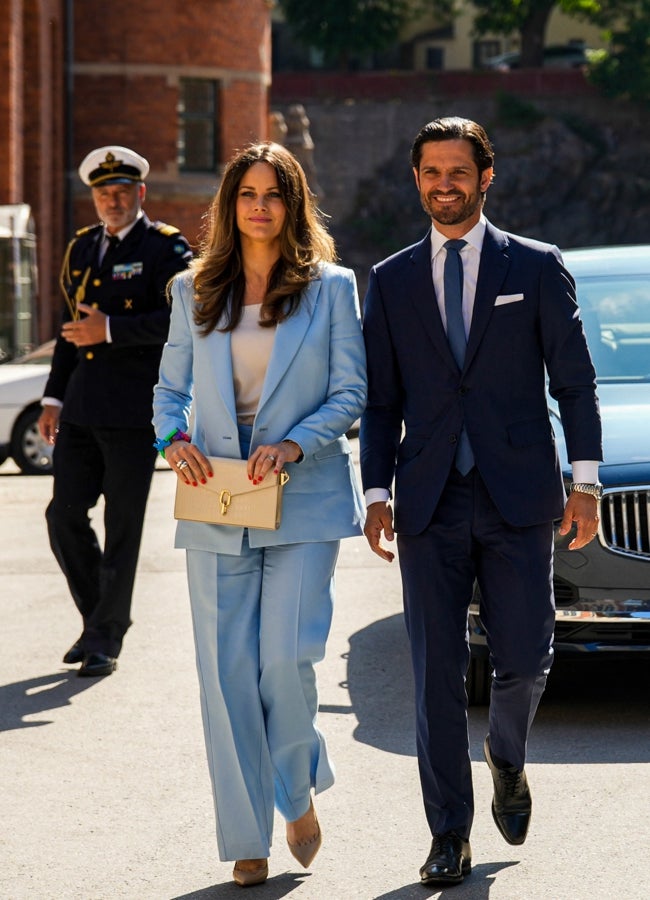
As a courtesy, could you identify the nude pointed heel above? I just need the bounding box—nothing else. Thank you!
[287,799,322,869]
[232,859,268,887]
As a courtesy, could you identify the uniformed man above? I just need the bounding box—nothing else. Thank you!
[39,145,192,677]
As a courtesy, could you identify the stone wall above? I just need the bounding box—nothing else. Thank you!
[271,89,650,293]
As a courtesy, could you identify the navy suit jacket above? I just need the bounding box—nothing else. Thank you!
[360,220,602,532]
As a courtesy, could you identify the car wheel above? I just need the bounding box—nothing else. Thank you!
[466,654,491,705]
[11,406,53,475]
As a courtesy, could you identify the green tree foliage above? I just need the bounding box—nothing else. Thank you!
[587,1,650,104]
[278,0,455,70]
[472,1,602,66]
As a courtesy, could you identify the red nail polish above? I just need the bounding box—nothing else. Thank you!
[192,481,198,487]
[201,478,206,484]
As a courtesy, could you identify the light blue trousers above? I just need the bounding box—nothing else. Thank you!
[186,537,339,861]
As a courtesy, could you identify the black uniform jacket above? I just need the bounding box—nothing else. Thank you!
[44,214,192,428]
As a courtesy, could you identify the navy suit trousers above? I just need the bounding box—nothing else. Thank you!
[397,467,555,839]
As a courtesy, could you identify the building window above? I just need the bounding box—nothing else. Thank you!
[177,79,219,172]
[426,46,444,70]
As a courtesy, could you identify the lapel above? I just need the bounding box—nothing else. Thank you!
[464,221,511,370]
[257,275,321,413]
[407,231,459,372]
[81,228,103,271]
[203,325,238,429]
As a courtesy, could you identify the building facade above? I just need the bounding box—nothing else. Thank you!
[272,3,607,72]
[1,0,272,343]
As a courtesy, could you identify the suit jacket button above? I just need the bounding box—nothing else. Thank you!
[86,351,94,360]
[450,434,458,444]
[459,386,468,395]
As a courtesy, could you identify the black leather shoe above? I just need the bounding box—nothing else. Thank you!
[62,640,84,665]
[420,831,471,885]
[484,735,531,845]
[78,653,117,677]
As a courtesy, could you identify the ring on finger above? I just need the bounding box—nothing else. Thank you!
[266,455,276,462]
[176,459,189,470]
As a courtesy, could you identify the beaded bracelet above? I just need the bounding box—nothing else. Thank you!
[153,428,190,458]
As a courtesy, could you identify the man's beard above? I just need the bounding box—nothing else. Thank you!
[420,191,482,226]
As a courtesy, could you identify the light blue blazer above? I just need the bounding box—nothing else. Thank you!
[153,263,367,554]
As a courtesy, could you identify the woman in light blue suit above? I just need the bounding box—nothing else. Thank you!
[152,143,366,886]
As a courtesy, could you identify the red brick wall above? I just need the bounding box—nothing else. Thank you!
[70,1,272,253]
[1,1,271,342]
[23,0,66,338]
[72,75,181,166]
[73,0,271,165]
[0,0,23,203]
[271,68,598,103]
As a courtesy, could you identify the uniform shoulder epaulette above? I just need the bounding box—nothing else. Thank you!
[75,223,102,237]
[153,221,180,237]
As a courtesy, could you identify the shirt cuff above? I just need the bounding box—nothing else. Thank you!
[106,317,112,343]
[41,397,63,408]
[571,460,600,483]
[365,487,391,507]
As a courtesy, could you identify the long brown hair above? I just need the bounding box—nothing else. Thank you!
[190,142,336,334]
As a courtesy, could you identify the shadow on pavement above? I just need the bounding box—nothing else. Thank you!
[345,612,416,756]
[373,860,519,899]
[170,871,311,899]
[532,657,650,764]
[342,613,650,765]
[0,671,97,731]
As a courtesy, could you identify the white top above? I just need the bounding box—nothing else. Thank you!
[231,304,276,423]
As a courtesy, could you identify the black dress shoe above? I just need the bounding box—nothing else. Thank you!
[78,653,117,677]
[420,831,472,885]
[484,735,532,845]
[62,640,84,665]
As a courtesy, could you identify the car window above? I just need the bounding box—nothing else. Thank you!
[576,276,650,381]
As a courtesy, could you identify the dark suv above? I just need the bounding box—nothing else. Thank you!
[467,245,650,703]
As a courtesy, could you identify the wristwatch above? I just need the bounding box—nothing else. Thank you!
[570,482,603,501]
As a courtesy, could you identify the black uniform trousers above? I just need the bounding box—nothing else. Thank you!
[46,422,157,658]
[396,466,556,840]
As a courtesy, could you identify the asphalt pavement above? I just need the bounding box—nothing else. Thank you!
[2,441,649,899]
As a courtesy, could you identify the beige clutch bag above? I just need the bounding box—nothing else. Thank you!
[174,457,290,530]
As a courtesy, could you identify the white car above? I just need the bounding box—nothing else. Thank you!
[0,340,54,475]
[483,43,595,71]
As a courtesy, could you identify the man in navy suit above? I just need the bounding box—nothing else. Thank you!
[360,118,602,885]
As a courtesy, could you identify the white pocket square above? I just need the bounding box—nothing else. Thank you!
[495,293,524,306]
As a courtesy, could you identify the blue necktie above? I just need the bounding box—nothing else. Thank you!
[443,239,474,475]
